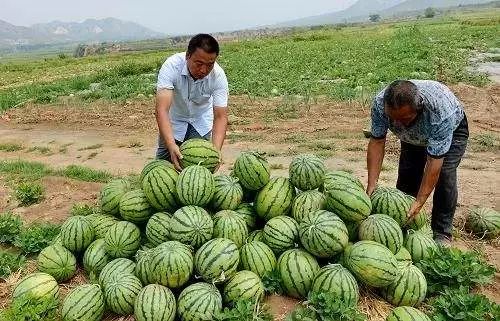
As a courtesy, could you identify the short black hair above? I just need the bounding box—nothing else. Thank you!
[187,34,219,56]
[383,80,422,112]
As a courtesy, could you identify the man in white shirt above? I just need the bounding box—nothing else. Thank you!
[155,34,229,170]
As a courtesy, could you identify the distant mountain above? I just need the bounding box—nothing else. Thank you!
[383,0,492,14]
[0,17,165,49]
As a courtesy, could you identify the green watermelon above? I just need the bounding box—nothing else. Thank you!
[119,189,154,224]
[177,282,222,321]
[311,264,359,307]
[299,210,349,258]
[211,175,243,210]
[405,196,429,230]
[145,212,172,246]
[344,240,399,288]
[87,214,118,239]
[37,244,77,282]
[194,238,239,283]
[324,183,371,222]
[135,249,155,285]
[235,203,258,230]
[60,215,95,252]
[381,263,427,307]
[150,241,194,288]
[465,207,500,239]
[180,138,221,173]
[176,165,215,206]
[255,177,296,221]
[83,239,109,282]
[103,273,142,315]
[100,179,131,216]
[61,284,105,321]
[370,186,411,226]
[104,221,141,258]
[134,284,176,321]
[12,272,59,300]
[321,170,364,191]
[289,154,326,191]
[386,306,431,321]
[213,210,248,248]
[223,270,264,304]
[404,230,437,263]
[239,241,277,278]
[291,190,327,222]
[263,216,299,254]
[394,247,413,266]
[98,258,136,286]
[140,159,173,181]
[247,229,264,243]
[142,164,179,212]
[358,214,403,254]
[277,249,320,299]
[169,206,214,248]
[232,152,271,191]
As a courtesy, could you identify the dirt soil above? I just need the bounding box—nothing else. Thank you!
[0,83,499,319]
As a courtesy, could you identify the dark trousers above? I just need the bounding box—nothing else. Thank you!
[396,115,469,238]
[156,124,211,161]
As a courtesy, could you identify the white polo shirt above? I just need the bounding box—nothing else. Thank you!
[156,52,229,142]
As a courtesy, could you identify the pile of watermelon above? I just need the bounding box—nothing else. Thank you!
[10,138,466,321]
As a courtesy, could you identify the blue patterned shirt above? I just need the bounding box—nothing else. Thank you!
[371,80,464,157]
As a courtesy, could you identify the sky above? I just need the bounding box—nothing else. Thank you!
[1,0,357,35]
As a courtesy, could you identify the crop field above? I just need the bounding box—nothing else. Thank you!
[0,9,499,321]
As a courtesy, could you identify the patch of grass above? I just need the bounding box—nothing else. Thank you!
[215,299,273,321]
[0,212,23,243]
[27,146,52,155]
[15,182,44,206]
[13,222,61,254]
[0,293,59,321]
[70,203,98,216]
[58,142,73,154]
[339,167,354,174]
[227,132,264,143]
[0,250,26,279]
[270,163,285,170]
[381,163,396,171]
[0,143,24,152]
[281,134,307,144]
[299,141,335,152]
[87,151,99,159]
[77,143,103,151]
[470,133,499,152]
[346,145,364,152]
[57,165,113,183]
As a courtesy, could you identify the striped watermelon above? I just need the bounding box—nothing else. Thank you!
[321,170,364,191]
[247,229,264,243]
[404,230,437,263]
[324,183,371,222]
[381,263,427,307]
[386,306,431,321]
[60,215,95,253]
[100,178,131,216]
[418,225,433,239]
[12,272,59,300]
[277,249,320,299]
[135,249,155,285]
[235,203,258,230]
[311,264,359,306]
[344,240,399,287]
[87,214,118,239]
[177,282,222,321]
[61,284,105,321]
[119,189,154,224]
[145,212,171,246]
[83,239,109,282]
[345,220,360,242]
[223,270,265,304]
[239,241,277,278]
[169,206,214,248]
[213,210,248,248]
[180,138,221,173]
[370,186,411,226]
[291,190,327,222]
[358,214,403,254]
[465,207,500,239]
[150,241,194,288]
[98,258,136,286]
[134,284,176,321]
[194,238,239,283]
[176,165,215,206]
[140,159,174,181]
[104,221,141,258]
[37,244,77,282]
[255,177,296,221]
[395,247,413,266]
[289,154,326,191]
[211,175,243,210]
[299,210,349,258]
[263,216,299,254]
[103,273,142,315]
[142,164,179,212]
[232,152,271,191]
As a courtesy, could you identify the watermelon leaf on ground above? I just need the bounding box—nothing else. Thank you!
[214,298,273,321]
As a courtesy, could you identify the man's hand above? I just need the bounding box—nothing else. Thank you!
[405,200,424,226]
[167,143,183,171]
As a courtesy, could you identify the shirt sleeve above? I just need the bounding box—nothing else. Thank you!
[156,60,176,90]
[427,116,454,158]
[212,70,229,108]
[370,97,389,139]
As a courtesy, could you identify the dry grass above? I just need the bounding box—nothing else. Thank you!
[358,287,393,321]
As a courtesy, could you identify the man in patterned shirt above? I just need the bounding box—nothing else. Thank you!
[366,80,469,243]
